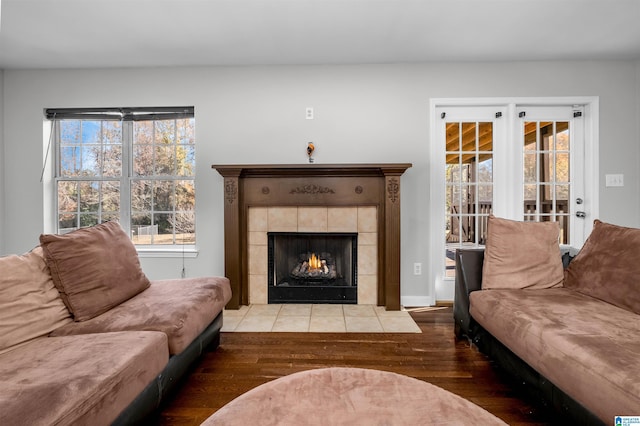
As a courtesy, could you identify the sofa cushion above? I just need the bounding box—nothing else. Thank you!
[481,215,564,289]
[564,219,640,314]
[0,331,168,426]
[40,221,150,321]
[0,247,72,354]
[470,288,640,422]
[50,276,232,355]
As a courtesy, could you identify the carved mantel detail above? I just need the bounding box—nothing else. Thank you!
[212,163,412,311]
[290,184,335,195]
[224,180,237,204]
[387,178,399,203]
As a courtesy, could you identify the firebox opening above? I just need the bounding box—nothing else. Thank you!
[268,232,357,304]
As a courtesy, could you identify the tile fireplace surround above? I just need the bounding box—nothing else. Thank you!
[212,163,412,310]
[249,206,377,304]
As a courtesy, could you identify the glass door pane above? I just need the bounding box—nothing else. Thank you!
[522,120,571,243]
[445,121,493,278]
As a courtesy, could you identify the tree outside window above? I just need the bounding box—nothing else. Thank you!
[50,107,196,246]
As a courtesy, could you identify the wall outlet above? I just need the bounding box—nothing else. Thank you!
[305,107,314,120]
[413,262,422,275]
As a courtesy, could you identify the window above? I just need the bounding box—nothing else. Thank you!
[46,107,196,247]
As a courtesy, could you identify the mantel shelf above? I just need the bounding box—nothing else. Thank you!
[212,163,412,178]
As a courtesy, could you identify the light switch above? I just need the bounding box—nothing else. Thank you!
[605,174,624,187]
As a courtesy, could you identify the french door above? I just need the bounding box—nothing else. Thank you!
[517,105,586,245]
[438,106,504,280]
[430,98,598,302]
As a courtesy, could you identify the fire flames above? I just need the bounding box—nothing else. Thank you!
[290,251,335,279]
[308,253,322,270]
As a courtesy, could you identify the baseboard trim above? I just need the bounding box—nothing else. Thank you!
[401,296,434,308]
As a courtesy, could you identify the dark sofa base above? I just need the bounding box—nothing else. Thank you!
[112,311,224,425]
[468,325,604,426]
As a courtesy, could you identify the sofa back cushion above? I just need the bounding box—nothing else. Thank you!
[482,215,564,290]
[0,247,73,354]
[40,221,150,321]
[564,220,640,314]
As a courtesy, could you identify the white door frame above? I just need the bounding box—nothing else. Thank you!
[429,97,599,303]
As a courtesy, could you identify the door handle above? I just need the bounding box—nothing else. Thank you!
[576,211,586,218]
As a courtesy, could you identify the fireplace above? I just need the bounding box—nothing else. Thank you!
[268,232,357,304]
[212,163,411,310]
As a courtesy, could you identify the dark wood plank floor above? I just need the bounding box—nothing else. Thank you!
[152,307,558,425]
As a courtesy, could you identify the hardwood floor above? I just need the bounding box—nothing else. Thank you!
[152,308,558,425]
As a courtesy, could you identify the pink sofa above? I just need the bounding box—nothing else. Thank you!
[454,218,640,424]
[0,222,232,426]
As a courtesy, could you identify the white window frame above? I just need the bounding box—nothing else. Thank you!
[43,108,199,258]
[429,97,599,302]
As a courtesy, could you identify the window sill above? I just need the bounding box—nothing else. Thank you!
[136,246,199,258]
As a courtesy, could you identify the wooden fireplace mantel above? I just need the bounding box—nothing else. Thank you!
[212,163,412,310]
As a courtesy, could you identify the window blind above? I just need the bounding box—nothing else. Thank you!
[44,106,194,121]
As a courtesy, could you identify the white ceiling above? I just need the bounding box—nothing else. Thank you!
[1,0,639,70]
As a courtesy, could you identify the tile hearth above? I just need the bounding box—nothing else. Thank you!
[222,304,421,333]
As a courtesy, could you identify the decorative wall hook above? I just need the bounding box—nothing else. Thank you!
[307,142,315,163]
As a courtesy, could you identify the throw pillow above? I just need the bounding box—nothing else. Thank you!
[482,215,564,290]
[40,221,150,321]
[0,247,73,354]
[564,219,640,315]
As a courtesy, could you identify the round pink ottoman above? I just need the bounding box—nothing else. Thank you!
[202,367,507,425]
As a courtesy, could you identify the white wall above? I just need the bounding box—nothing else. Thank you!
[0,69,4,255]
[2,61,639,305]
